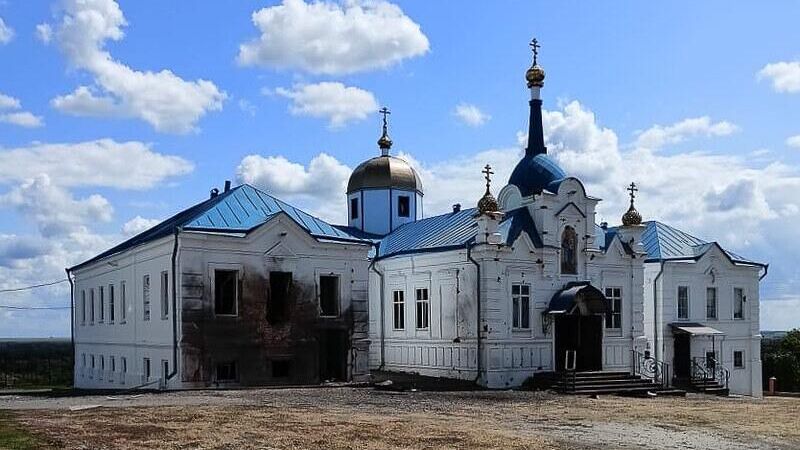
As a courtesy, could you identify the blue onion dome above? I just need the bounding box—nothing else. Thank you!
[508,153,567,196]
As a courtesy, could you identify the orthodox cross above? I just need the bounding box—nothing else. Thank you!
[627,182,638,204]
[482,164,494,192]
[530,38,540,65]
[379,107,391,133]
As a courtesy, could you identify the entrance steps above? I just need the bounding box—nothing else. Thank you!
[551,371,685,396]
[684,378,729,396]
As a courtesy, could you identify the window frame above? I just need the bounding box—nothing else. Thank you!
[120,357,127,385]
[108,283,115,323]
[706,287,717,320]
[143,357,151,382]
[350,197,359,220]
[604,286,622,330]
[415,287,430,330]
[99,285,105,323]
[392,290,405,330]
[677,286,690,320]
[142,274,151,321]
[733,287,745,320]
[213,269,240,317]
[90,288,95,324]
[512,283,531,330]
[120,281,127,323]
[319,274,341,318]
[397,195,410,218]
[81,290,86,325]
[733,350,745,369]
[160,271,170,319]
[560,226,578,275]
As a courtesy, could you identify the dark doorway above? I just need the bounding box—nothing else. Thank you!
[673,334,690,378]
[318,330,348,382]
[268,271,292,324]
[554,315,603,371]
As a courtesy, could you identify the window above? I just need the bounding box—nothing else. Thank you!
[161,360,169,382]
[143,357,151,381]
[121,357,127,384]
[109,284,115,323]
[90,289,95,323]
[319,275,340,317]
[90,354,95,378]
[81,290,86,325]
[734,288,745,319]
[397,195,410,217]
[350,197,359,220]
[604,287,622,329]
[415,288,429,329]
[81,353,86,377]
[120,281,127,322]
[706,287,717,320]
[512,283,531,329]
[109,356,115,382]
[217,361,238,381]
[99,286,105,322]
[560,226,578,274]
[271,360,291,378]
[677,286,689,320]
[214,269,239,316]
[268,271,292,324]
[392,290,405,329]
[733,350,744,368]
[143,275,151,321]
[99,355,104,379]
[161,271,169,319]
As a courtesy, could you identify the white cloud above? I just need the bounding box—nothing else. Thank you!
[122,216,161,236]
[634,116,738,150]
[47,0,226,133]
[453,103,490,127]
[0,17,14,44]
[237,0,429,75]
[275,82,378,127]
[35,23,52,44]
[0,111,44,128]
[0,139,193,189]
[786,135,800,149]
[758,61,800,94]
[0,93,21,110]
[238,99,257,116]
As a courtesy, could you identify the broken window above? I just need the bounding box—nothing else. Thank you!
[350,197,359,220]
[161,271,169,319]
[319,275,340,317]
[398,195,410,217]
[268,272,292,324]
[214,269,238,316]
[143,275,151,321]
[415,288,429,329]
[216,361,238,381]
[272,360,291,378]
[392,290,405,329]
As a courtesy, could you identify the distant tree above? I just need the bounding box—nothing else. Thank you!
[762,329,800,392]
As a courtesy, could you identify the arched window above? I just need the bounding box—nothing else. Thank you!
[561,226,578,274]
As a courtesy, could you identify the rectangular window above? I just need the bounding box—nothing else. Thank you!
[392,290,405,330]
[217,361,238,381]
[143,357,151,381]
[121,357,127,384]
[121,281,127,322]
[81,353,86,377]
[268,271,292,324]
[109,284,115,323]
[319,275,340,317]
[90,354,95,378]
[99,286,105,323]
[161,360,169,381]
[397,195,410,217]
[90,289,95,323]
[350,197,359,220]
[415,288,430,329]
[706,287,717,320]
[81,290,86,324]
[604,287,622,329]
[214,269,239,316]
[512,283,531,329]
[733,350,744,368]
[161,271,169,319]
[143,275,151,321]
[109,356,115,382]
[677,286,689,320]
[734,288,745,319]
[99,355,104,379]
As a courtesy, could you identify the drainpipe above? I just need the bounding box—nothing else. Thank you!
[368,243,386,369]
[652,261,666,363]
[167,227,181,385]
[466,242,482,385]
[65,268,75,384]
[759,263,769,281]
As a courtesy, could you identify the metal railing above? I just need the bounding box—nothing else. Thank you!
[691,356,729,390]
[631,349,670,388]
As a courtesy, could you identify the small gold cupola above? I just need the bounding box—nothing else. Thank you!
[477,164,500,214]
[621,182,643,226]
[525,38,546,88]
[377,106,393,155]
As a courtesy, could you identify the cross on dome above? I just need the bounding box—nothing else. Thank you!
[377,106,393,154]
[482,164,494,192]
[530,38,540,65]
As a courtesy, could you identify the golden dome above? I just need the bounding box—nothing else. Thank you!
[621,204,642,226]
[477,191,499,215]
[378,133,392,150]
[526,64,545,88]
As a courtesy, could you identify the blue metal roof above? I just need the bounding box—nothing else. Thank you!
[70,184,367,271]
[508,153,567,196]
[377,207,542,259]
[636,220,763,266]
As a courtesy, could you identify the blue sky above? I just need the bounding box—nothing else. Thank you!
[1,0,800,336]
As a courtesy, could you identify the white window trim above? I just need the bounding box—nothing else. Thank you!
[511,282,531,330]
[677,285,690,321]
[210,264,243,317]
[604,286,623,334]
[161,271,170,320]
[415,286,430,331]
[318,272,342,318]
[733,349,746,369]
[705,287,717,321]
[391,289,405,330]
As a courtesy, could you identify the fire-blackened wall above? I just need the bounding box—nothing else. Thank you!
[178,215,371,387]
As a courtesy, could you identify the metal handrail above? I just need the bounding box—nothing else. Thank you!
[631,349,670,388]
[691,356,729,389]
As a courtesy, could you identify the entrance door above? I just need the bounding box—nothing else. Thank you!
[673,334,690,378]
[554,315,603,371]
[318,330,348,382]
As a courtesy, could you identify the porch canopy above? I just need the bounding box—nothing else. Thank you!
[670,322,725,336]
[545,281,609,315]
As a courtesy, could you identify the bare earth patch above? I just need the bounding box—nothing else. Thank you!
[1,387,798,449]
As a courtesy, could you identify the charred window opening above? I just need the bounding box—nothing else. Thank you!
[214,269,239,316]
[268,271,292,324]
[319,275,340,317]
[350,197,359,219]
[398,195,410,217]
[271,360,292,378]
[216,361,238,381]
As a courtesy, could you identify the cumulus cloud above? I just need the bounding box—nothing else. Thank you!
[36,23,53,44]
[0,235,51,268]
[0,93,21,110]
[0,139,193,189]
[634,116,738,150]
[237,0,429,75]
[786,135,800,149]
[0,17,14,44]
[0,92,44,128]
[122,216,161,236]
[47,0,226,133]
[758,61,800,94]
[275,82,378,127]
[453,103,490,127]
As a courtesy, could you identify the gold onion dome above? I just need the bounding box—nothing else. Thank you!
[378,133,392,150]
[621,182,643,226]
[526,64,545,88]
[477,164,499,214]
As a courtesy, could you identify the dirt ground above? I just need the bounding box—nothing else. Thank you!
[1,387,798,449]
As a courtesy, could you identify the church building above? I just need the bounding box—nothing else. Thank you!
[68,40,766,397]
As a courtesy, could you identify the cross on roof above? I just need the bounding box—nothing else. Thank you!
[530,38,540,64]
[627,182,638,203]
[379,107,391,129]
[482,164,494,190]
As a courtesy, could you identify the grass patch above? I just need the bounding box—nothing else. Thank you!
[0,412,45,450]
